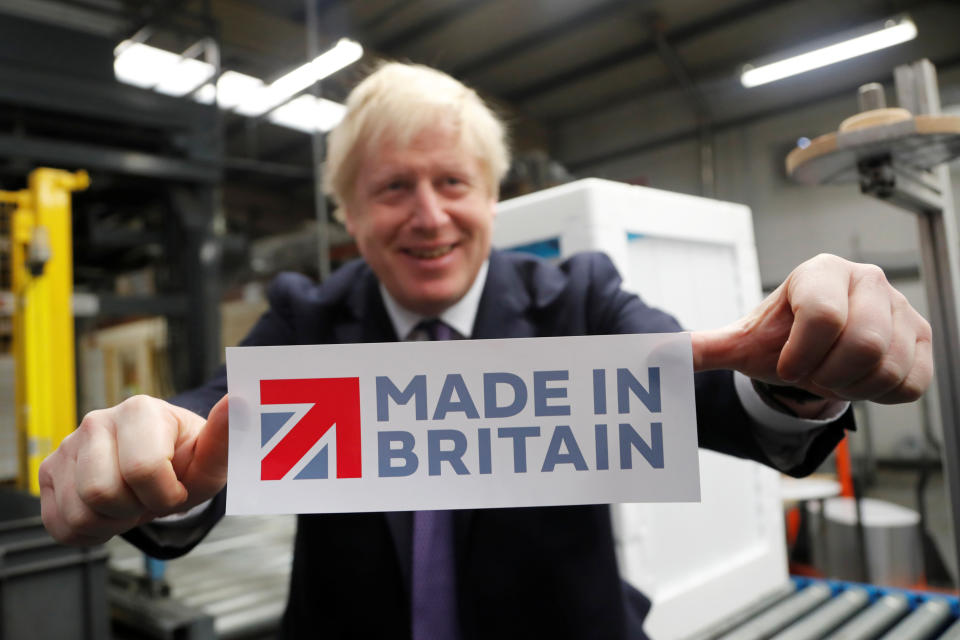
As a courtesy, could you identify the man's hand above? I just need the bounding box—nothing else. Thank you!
[39,394,229,546]
[691,254,933,404]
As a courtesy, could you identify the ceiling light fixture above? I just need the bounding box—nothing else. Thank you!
[113,38,359,134]
[740,16,917,88]
[114,41,190,89]
[268,95,348,133]
[238,38,363,116]
[154,56,216,97]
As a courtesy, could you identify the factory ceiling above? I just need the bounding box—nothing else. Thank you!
[1,0,959,173]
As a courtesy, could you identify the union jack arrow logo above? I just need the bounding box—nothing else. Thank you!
[259,378,362,480]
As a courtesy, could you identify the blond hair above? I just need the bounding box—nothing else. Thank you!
[324,62,510,219]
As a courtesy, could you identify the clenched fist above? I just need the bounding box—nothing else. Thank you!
[39,394,229,546]
[692,254,933,404]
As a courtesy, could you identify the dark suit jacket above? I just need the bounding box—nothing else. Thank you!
[125,249,851,639]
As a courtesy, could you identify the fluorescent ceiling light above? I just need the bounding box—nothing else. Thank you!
[155,56,215,97]
[113,40,352,134]
[115,39,215,96]
[268,95,347,133]
[240,38,363,116]
[194,83,217,105]
[114,40,183,89]
[215,71,267,110]
[741,17,917,88]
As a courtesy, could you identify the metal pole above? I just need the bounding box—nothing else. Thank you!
[895,59,960,586]
[306,0,331,280]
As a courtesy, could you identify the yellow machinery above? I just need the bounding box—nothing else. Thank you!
[0,168,88,494]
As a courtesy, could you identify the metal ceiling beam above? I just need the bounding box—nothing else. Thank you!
[291,0,407,34]
[116,0,208,43]
[0,133,220,182]
[374,0,488,52]
[545,0,935,123]
[504,0,795,103]
[564,52,960,172]
[0,59,215,131]
[451,0,642,78]
[44,0,130,19]
[650,15,714,197]
[564,90,841,173]
[358,1,410,34]
[651,18,709,121]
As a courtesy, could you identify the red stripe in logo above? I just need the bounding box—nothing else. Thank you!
[260,377,361,480]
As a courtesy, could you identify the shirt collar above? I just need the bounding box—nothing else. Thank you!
[379,260,489,340]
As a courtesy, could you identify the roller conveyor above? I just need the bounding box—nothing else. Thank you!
[107,514,296,639]
[878,600,954,640]
[825,594,910,639]
[694,579,960,640]
[773,587,870,640]
[718,583,834,640]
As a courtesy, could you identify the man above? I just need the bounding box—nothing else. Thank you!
[40,63,931,638]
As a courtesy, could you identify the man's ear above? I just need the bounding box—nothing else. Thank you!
[342,207,356,235]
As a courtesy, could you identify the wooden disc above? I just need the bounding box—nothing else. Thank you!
[838,108,912,132]
[786,114,960,185]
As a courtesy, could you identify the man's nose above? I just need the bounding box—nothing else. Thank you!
[411,180,448,228]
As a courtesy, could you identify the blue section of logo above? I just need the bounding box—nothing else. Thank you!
[261,411,294,447]
[294,445,329,479]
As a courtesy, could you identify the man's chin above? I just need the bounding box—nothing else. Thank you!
[396,284,466,316]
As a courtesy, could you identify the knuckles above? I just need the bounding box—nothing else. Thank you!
[120,456,167,488]
[868,358,908,395]
[38,453,58,489]
[805,252,847,270]
[78,408,108,434]
[118,394,159,414]
[844,327,890,366]
[802,299,847,333]
[61,504,99,534]
[917,316,933,343]
[76,479,124,513]
[855,263,887,285]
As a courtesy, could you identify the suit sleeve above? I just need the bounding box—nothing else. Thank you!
[584,252,851,476]
[121,274,306,559]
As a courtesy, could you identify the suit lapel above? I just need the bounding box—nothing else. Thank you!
[473,250,534,339]
[339,264,398,344]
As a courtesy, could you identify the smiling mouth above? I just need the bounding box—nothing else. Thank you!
[404,244,455,259]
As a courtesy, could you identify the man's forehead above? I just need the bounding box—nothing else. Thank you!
[361,128,481,174]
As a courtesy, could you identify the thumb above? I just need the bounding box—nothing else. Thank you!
[181,394,230,502]
[690,327,741,372]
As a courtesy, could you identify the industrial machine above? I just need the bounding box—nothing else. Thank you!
[493,175,960,639]
[494,178,777,637]
[0,167,88,495]
[787,58,960,586]
[0,169,110,640]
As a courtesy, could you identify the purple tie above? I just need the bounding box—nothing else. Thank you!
[412,319,461,640]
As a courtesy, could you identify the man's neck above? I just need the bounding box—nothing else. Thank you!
[379,260,489,340]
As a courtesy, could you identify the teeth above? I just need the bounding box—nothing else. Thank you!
[408,245,453,259]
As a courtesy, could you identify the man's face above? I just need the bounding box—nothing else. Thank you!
[344,123,496,317]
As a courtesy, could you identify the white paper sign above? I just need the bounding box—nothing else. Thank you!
[225,333,700,515]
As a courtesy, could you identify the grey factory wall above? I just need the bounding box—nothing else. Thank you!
[566,65,960,463]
